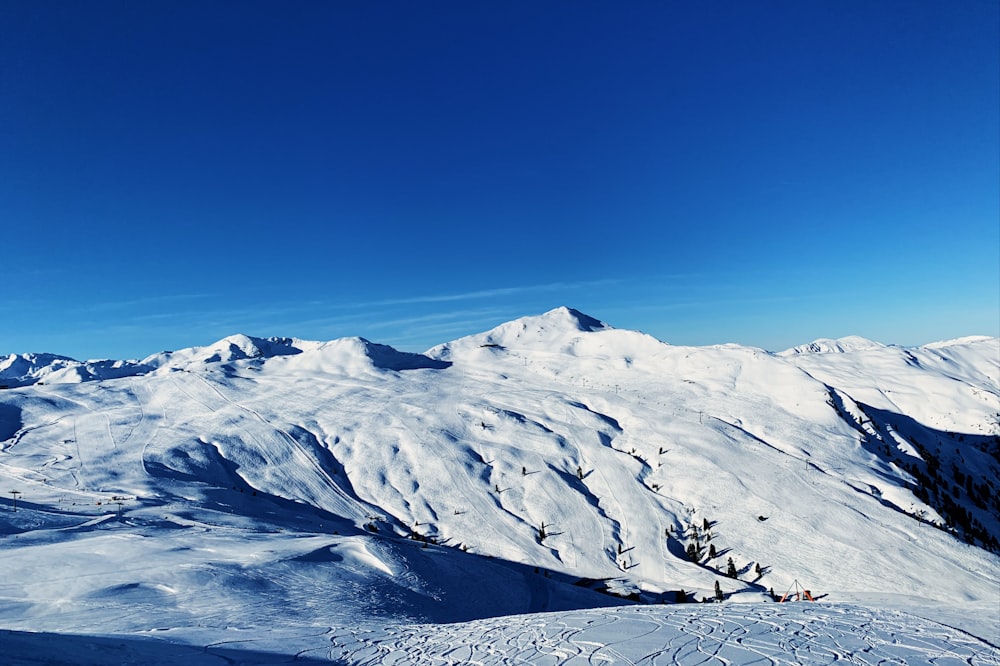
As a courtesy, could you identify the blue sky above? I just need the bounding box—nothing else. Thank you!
[2,1,998,360]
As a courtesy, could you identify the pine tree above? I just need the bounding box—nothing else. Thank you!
[714,580,724,602]
[708,543,717,559]
[726,557,737,578]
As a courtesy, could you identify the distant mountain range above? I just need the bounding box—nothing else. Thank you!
[2,307,993,388]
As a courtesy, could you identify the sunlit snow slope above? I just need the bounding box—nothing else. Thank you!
[1,307,998,662]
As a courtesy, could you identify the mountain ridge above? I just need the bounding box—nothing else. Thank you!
[3,306,995,388]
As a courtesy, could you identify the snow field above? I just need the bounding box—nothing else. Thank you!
[0,307,997,663]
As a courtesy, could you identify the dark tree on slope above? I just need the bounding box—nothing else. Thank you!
[714,580,724,602]
[726,557,737,578]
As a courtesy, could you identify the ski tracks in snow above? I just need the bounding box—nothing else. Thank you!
[553,395,670,582]
[186,373,374,522]
[327,603,1000,665]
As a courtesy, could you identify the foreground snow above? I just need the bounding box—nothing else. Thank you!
[4,602,998,665]
[330,603,1000,665]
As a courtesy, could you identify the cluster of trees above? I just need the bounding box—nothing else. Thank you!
[904,436,1000,553]
[675,516,769,603]
[843,402,1000,554]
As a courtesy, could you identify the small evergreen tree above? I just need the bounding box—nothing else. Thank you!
[708,543,717,559]
[726,557,737,578]
[714,580,724,602]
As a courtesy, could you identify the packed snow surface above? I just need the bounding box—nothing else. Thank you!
[1,307,997,664]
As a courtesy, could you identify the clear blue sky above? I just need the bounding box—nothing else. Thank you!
[2,1,998,360]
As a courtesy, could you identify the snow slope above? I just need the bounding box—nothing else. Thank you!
[0,307,997,663]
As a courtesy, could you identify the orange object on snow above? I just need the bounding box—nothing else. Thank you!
[778,579,816,602]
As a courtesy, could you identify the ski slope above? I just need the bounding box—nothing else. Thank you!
[0,307,997,663]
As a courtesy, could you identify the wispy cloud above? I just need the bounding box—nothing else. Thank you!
[349,279,622,308]
[68,293,216,313]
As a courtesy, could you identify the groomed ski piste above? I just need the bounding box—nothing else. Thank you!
[1,307,998,664]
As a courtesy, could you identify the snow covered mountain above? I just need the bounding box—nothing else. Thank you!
[0,334,316,388]
[780,335,888,355]
[1,307,998,664]
[0,352,152,388]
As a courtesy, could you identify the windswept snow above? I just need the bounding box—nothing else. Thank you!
[1,307,997,664]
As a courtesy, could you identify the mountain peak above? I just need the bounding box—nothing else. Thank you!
[922,335,997,350]
[139,333,307,371]
[780,336,887,356]
[438,307,612,353]
[495,306,609,339]
[542,306,608,332]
